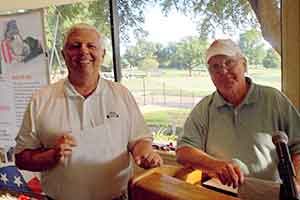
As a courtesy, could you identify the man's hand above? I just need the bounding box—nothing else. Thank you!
[176,146,245,188]
[134,150,163,169]
[208,160,244,188]
[293,178,300,195]
[131,140,163,169]
[54,133,77,163]
[15,133,77,171]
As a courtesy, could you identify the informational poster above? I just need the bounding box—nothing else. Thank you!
[0,10,48,157]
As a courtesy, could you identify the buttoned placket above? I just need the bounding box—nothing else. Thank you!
[223,103,240,125]
[82,97,88,130]
[81,96,94,130]
[68,95,86,131]
[82,96,98,130]
[233,108,239,125]
[65,79,104,133]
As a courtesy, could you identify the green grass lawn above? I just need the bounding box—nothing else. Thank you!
[142,105,190,126]
[122,67,281,97]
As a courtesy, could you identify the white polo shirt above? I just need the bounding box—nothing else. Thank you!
[15,77,151,200]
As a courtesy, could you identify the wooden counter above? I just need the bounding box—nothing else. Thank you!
[129,165,240,200]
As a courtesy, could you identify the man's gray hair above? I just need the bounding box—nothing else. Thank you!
[63,23,105,50]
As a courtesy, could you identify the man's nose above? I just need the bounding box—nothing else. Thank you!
[219,64,230,74]
[79,45,89,54]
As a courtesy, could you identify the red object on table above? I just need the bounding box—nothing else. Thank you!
[27,177,42,194]
[18,195,30,200]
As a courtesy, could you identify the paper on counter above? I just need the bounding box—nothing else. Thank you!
[202,176,280,200]
[238,177,280,200]
[202,178,238,195]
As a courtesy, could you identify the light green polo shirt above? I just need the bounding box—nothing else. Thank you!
[177,78,300,181]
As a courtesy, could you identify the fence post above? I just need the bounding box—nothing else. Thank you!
[163,82,166,105]
[172,122,176,134]
[143,78,146,105]
[180,89,182,106]
[192,92,195,105]
[151,93,154,104]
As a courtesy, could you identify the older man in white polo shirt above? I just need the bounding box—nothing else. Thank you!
[14,23,162,200]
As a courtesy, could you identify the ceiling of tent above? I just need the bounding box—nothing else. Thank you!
[0,0,93,13]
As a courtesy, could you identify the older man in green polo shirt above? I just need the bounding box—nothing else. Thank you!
[176,39,300,190]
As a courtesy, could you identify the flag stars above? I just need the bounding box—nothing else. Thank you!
[0,166,31,193]
[13,176,23,187]
[0,173,8,184]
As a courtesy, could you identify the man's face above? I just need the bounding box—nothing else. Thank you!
[208,55,246,95]
[62,28,105,80]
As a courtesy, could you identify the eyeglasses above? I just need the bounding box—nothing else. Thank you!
[208,57,240,73]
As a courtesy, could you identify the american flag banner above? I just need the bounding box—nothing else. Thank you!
[0,166,53,200]
[0,166,31,193]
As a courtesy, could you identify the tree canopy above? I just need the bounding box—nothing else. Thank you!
[239,29,266,65]
[155,0,280,52]
[46,0,280,47]
[45,0,280,72]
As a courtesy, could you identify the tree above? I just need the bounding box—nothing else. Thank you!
[161,0,256,37]
[46,0,280,50]
[122,39,158,69]
[45,0,280,74]
[122,46,141,69]
[46,0,149,45]
[262,48,280,68]
[138,57,160,71]
[170,36,208,76]
[156,0,280,53]
[239,29,266,65]
[156,42,177,68]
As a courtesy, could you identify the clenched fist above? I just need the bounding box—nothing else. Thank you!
[54,133,77,163]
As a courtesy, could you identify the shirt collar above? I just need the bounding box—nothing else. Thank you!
[213,77,257,108]
[64,76,104,98]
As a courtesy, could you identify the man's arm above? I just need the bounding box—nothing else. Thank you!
[15,148,59,172]
[130,139,163,169]
[15,133,77,172]
[176,146,244,188]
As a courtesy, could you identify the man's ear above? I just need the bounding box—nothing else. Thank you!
[243,57,247,73]
[102,49,106,58]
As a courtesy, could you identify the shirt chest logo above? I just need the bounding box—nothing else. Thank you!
[106,111,119,119]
